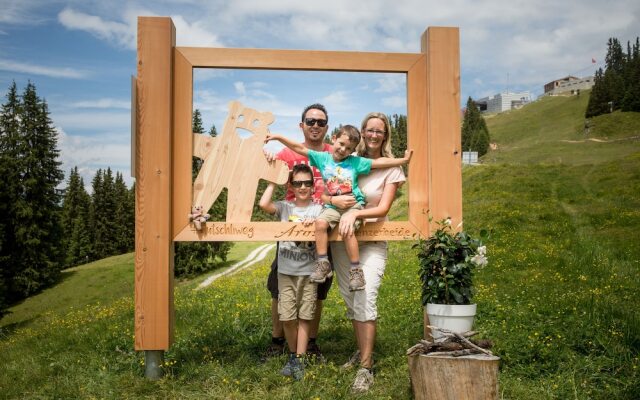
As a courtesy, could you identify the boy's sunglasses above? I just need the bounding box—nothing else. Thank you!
[304,118,328,128]
[291,180,314,188]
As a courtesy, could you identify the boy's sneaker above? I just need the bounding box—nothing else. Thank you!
[306,341,326,364]
[348,267,366,291]
[309,259,333,283]
[341,350,361,370]
[351,368,374,393]
[260,341,285,362]
[281,353,297,377]
[291,357,305,381]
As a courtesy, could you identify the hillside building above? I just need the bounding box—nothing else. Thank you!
[475,91,531,114]
[544,75,594,95]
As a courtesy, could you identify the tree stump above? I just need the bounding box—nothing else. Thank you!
[408,353,500,400]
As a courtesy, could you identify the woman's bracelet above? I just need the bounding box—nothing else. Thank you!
[329,196,333,205]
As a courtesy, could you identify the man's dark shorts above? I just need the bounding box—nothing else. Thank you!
[267,246,333,300]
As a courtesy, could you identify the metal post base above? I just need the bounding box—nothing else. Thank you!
[144,350,164,380]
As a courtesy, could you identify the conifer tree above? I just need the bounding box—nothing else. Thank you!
[113,172,133,253]
[586,36,640,117]
[0,82,22,313]
[461,97,490,157]
[61,167,92,266]
[92,168,117,259]
[622,38,640,112]
[10,82,64,296]
[586,68,610,117]
[390,114,407,159]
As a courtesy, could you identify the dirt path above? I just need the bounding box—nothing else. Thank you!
[197,243,275,289]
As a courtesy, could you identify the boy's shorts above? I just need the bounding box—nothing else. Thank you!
[277,273,317,321]
[267,246,333,300]
[317,203,363,230]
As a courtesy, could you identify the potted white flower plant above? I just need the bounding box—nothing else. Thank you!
[413,218,488,339]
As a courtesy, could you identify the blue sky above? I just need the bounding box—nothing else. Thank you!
[1,0,639,189]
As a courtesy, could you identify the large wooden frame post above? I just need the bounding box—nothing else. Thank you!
[134,16,461,370]
[134,18,175,362]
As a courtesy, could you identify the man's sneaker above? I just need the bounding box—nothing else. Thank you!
[341,350,361,370]
[281,353,297,376]
[351,367,374,393]
[260,341,285,362]
[309,259,333,283]
[306,341,326,364]
[348,267,366,291]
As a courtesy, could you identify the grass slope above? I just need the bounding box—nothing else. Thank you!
[485,93,640,165]
[1,95,639,399]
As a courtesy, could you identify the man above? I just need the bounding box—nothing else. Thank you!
[263,103,333,362]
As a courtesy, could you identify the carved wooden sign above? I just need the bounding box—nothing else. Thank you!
[191,100,289,221]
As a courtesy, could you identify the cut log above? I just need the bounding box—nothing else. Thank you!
[408,353,500,400]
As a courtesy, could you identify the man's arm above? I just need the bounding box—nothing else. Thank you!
[264,133,309,157]
[370,149,413,169]
[259,183,278,214]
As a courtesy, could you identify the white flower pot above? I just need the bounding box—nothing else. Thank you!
[425,303,477,340]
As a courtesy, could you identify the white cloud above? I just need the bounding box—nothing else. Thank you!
[57,7,224,50]
[0,59,88,79]
[321,90,354,114]
[71,98,130,109]
[234,81,246,96]
[57,127,133,190]
[58,8,135,50]
[171,15,224,47]
[374,74,405,93]
[52,111,131,132]
[381,95,406,108]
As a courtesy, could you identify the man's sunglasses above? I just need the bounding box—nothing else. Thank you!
[304,118,328,128]
[291,180,314,188]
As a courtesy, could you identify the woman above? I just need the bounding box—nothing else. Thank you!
[327,112,406,393]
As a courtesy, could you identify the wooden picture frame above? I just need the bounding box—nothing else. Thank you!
[134,16,461,350]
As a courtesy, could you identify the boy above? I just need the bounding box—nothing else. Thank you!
[259,164,323,381]
[265,125,411,292]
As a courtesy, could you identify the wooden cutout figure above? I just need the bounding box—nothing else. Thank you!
[192,101,289,223]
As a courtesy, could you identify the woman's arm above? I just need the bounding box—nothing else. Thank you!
[259,182,278,214]
[338,182,400,237]
[264,133,309,157]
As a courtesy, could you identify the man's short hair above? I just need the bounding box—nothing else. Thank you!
[301,103,328,122]
[289,163,314,183]
[335,124,361,144]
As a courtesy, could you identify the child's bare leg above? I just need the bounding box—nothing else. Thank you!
[344,224,366,291]
[297,319,311,355]
[283,319,298,353]
[344,234,360,263]
[314,219,329,256]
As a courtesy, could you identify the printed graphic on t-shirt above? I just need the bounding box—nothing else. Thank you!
[324,164,355,196]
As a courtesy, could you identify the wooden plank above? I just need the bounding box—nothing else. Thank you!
[173,221,420,242]
[135,16,175,351]
[422,28,462,231]
[407,54,430,237]
[172,48,193,239]
[177,47,421,72]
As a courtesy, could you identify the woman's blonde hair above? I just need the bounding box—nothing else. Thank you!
[356,112,394,158]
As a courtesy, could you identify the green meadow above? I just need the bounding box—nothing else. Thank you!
[1,93,639,399]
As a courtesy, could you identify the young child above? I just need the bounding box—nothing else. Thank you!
[259,164,323,381]
[265,125,411,292]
